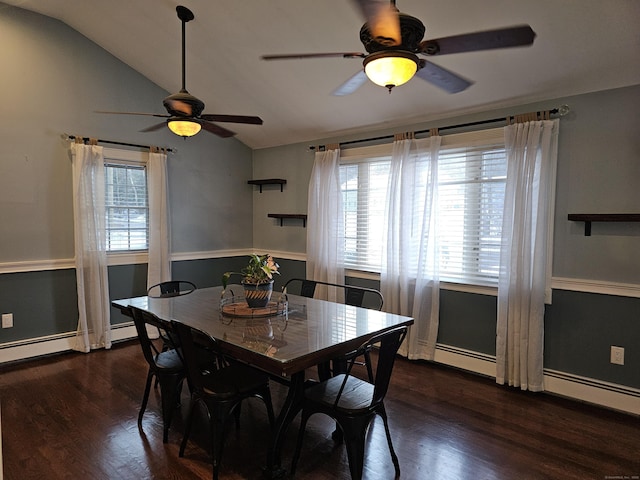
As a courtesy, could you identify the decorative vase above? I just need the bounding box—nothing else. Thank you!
[242,280,274,308]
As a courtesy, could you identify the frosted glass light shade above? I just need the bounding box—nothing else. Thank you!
[364,51,419,89]
[167,119,201,137]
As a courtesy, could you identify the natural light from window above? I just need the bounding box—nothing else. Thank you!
[339,129,506,286]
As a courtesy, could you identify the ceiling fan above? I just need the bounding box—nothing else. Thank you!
[262,0,536,95]
[98,6,263,138]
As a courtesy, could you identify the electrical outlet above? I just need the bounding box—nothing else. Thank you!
[2,313,13,328]
[610,346,625,365]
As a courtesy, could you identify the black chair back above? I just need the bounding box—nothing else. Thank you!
[130,307,166,366]
[283,278,384,310]
[147,280,197,298]
[334,325,408,408]
[171,321,210,393]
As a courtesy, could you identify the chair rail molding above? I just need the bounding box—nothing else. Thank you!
[1,257,638,299]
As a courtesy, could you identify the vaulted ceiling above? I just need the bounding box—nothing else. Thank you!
[5,0,640,149]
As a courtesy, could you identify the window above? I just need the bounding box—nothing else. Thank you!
[339,128,506,286]
[104,149,148,252]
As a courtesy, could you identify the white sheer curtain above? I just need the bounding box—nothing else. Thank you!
[381,134,441,360]
[146,149,171,289]
[496,119,559,391]
[306,146,345,302]
[70,141,111,352]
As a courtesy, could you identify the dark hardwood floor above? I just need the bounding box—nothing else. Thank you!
[1,340,638,479]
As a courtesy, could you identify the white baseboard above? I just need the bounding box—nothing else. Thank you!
[0,323,138,364]
[434,344,639,416]
[544,369,640,415]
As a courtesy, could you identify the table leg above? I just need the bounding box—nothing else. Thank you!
[263,371,306,479]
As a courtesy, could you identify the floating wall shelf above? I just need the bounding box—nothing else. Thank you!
[268,213,307,227]
[567,214,640,236]
[248,179,287,193]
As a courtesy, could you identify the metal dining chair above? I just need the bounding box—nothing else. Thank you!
[282,278,384,382]
[130,306,185,443]
[290,325,408,480]
[171,321,275,480]
[282,278,383,311]
[147,280,197,298]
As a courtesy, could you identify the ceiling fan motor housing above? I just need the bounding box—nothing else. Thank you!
[163,90,205,117]
[359,12,425,53]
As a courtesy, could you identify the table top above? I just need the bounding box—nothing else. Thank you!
[113,285,413,378]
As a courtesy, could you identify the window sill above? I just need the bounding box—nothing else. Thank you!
[107,251,148,266]
[345,269,498,296]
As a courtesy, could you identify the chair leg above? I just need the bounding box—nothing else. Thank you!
[138,369,154,426]
[209,415,224,480]
[341,420,369,480]
[209,402,237,480]
[290,410,312,476]
[180,398,197,457]
[159,373,183,443]
[378,406,401,477]
[233,401,241,428]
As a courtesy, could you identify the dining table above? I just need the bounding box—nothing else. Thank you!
[112,285,414,479]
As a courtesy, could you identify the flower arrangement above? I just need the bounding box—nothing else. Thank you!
[222,254,280,288]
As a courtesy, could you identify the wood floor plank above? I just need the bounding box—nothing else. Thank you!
[0,340,638,479]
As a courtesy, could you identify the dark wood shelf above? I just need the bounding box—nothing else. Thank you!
[568,213,640,236]
[268,213,307,227]
[248,179,287,193]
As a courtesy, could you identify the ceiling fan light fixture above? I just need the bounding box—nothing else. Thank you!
[167,118,201,137]
[363,50,419,91]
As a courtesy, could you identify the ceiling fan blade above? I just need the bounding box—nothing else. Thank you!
[351,0,401,46]
[95,110,170,118]
[419,25,536,56]
[262,52,365,60]
[140,121,168,133]
[200,114,263,125]
[333,70,369,96]
[415,60,473,94]
[200,120,236,138]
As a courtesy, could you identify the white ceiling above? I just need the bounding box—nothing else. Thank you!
[5,0,640,149]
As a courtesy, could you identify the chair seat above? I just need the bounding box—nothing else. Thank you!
[305,374,375,413]
[202,363,271,399]
[154,348,184,372]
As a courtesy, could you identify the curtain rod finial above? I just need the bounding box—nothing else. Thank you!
[558,104,570,116]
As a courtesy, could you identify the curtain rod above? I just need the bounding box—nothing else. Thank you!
[65,134,175,153]
[310,104,569,150]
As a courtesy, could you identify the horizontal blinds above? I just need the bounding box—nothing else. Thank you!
[340,128,506,285]
[438,142,506,285]
[104,163,149,251]
[341,160,390,271]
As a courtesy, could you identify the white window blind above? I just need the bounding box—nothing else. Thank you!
[340,153,390,272]
[339,128,506,286]
[437,140,506,285]
[104,161,148,252]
